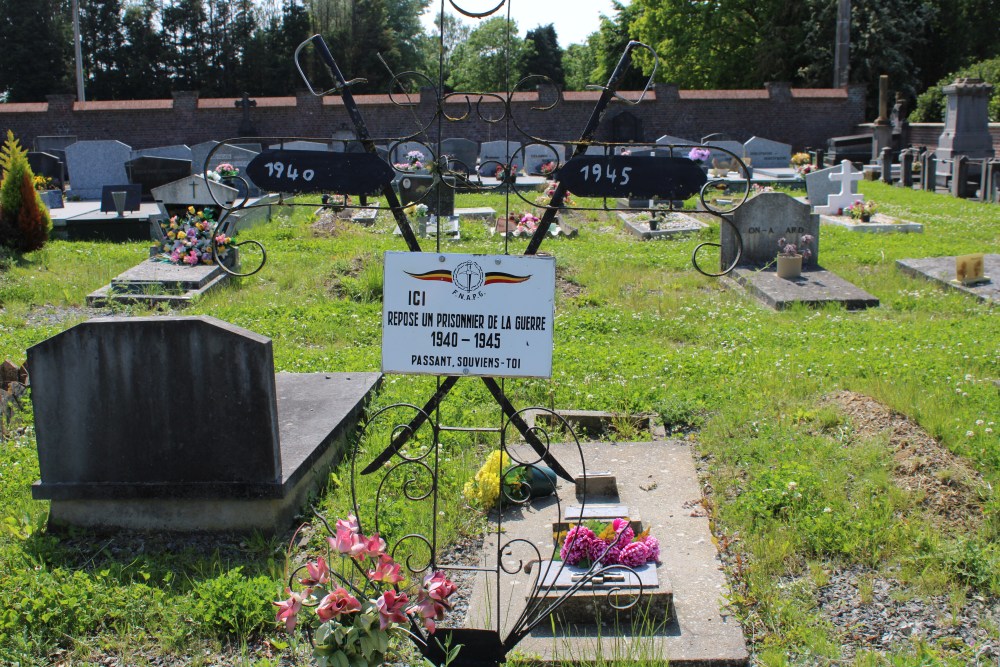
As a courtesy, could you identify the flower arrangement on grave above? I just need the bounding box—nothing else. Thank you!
[32,175,53,191]
[533,181,575,208]
[559,518,660,568]
[845,200,877,221]
[539,161,557,177]
[216,163,240,178]
[777,234,814,260]
[274,514,459,666]
[157,206,232,266]
[790,152,811,168]
[462,450,556,508]
[495,163,519,181]
[322,194,351,212]
[404,203,429,219]
[687,147,711,164]
[394,150,425,172]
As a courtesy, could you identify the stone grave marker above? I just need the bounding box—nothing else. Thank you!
[478,140,521,176]
[151,174,238,220]
[804,163,842,208]
[722,192,819,270]
[99,184,142,214]
[132,144,194,161]
[897,254,999,303]
[190,141,260,195]
[583,145,607,156]
[126,156,193,197]
[28,316,381,531]
[813,160,863,215]
[655,134,697,151]
[34,136,75,177]
[27,151,65,190]
[269,140,330,152]
[704,140,745,171]
[524,143,565,175]
[391,141,433,166]
[64,140,132,199]
[440,138,478,173]
[743,136,792,168]
[397,173,455,216]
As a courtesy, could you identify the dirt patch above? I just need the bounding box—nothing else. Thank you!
[824,390,986,530]
[310,209,355,236]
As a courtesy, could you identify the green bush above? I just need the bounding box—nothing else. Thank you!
[188,567,278,639]
[0,131,52,252]
[911,56,1000,122]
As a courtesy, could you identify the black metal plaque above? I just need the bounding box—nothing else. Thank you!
[555,155,707,200]
[245,149,393,195]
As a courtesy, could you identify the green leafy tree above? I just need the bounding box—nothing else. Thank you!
[251,0,311,95]
[79,0,128,99]
[446,17,532,93]
[563,38,598,91]
[593,1,652,90]
[0,132,51,253]
[161,0,210,90]
[420,11,470,91]
[524,24,565,87]
[121,0,171,98]
[385,0,431,74]
[0,0,70,101]
[912,56,1000,122]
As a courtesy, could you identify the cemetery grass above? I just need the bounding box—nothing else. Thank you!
[0,182,996,665]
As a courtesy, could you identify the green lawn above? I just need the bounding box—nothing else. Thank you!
[0,182,997,665]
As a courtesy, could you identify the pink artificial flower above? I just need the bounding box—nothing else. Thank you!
[300,556,329,586]
[610,518,635,547]
[316,587,362,622]
[619,540,651,568]
[329,518,362,555]
[352,533,386,561]
[375,589,409,630]
[423,571,457,603]
[169,251,181,263]
[642,535,660,563]
[184,251,199,265]
[337,514,360,534]
[560,525,596,566]
[410,593,445,634]
[273,588,303,632]
[369,554,404,584]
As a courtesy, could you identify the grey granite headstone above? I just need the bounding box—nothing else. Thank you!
[655,134,697,147]
[479,140,521,176]
[805,164,843,208]
[151,174,238,211]
[132,144,193,161]
[269,140,330,152]
[27,151,65,188]
[126,156,193,196]
[190,142,260,195]
[722,192,819,269]
[65,140,132,199]
[705,140,745,170]
[743,136,792,168]
[398,174,455,216]
[28,316,281,490]
[440,138,478,172]
[524,142,565,174]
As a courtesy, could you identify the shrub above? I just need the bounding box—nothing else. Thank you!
[911,56,1000,123]
[0,131,52,252]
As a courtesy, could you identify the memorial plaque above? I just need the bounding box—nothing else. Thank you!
[563,503,630,521]
[538,561,658,589]
[382,252,555,378]
[99,184,142,213]
[245,150,393,195]
[556,156,706,199]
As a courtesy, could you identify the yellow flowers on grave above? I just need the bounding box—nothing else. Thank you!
[463,450,511,509]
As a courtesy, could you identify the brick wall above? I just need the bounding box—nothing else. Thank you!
[0,83,868,153]
[906,122,1000,154]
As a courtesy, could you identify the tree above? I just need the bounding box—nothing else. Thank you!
[120,0,171,98]
[563,38,598,91]
[446,17,532,93]
[524,24,565,87]
[0,0,70,101]
[161,0,210,90]
[0,132,51,253]
[911,56,1000,122]
[384,0,431,74]
[251,0,312,95]
[420,11,471,90]
[79,0,128,99]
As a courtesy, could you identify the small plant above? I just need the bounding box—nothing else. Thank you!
[777,234,814,260]
[157,206,233,265]
[845,200,877,220]
[215,163,240,178]
[394,150,425,172]
[687,147,711,164]
[789,152,810,168]
[275,514,459,666]
[539,161,557,176]
[0,130,52,253]
[559,518,660,568]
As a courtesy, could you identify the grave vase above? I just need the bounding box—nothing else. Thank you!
[776,254,803,279]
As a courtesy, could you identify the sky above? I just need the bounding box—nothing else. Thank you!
[419,0,622,48]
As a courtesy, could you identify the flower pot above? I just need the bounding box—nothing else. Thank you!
[776,254,803,279]
[860,214,871,222]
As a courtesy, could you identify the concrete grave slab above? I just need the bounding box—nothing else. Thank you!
[619,210,709,239]
[86,259,235,307]
[464,439,749,666]
[896,255,1000,302]
[523,142,565,175]
[479,140,522,176]
[726,267,879,310]
[820,213,923,233]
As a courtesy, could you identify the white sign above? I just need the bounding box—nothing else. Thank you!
[382,252,555,378]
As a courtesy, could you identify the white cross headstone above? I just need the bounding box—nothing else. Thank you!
[813,160,863,215]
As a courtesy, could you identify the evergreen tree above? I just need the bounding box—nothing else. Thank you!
[121,0,171,98]
[0,0,70,101]
[161,0,210,90]
[563,39,598,91]
[524,24,565,87]
[591,1,648,90]
[0,132,51,253]
[446,17,532,93]
[79,0,128,99]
